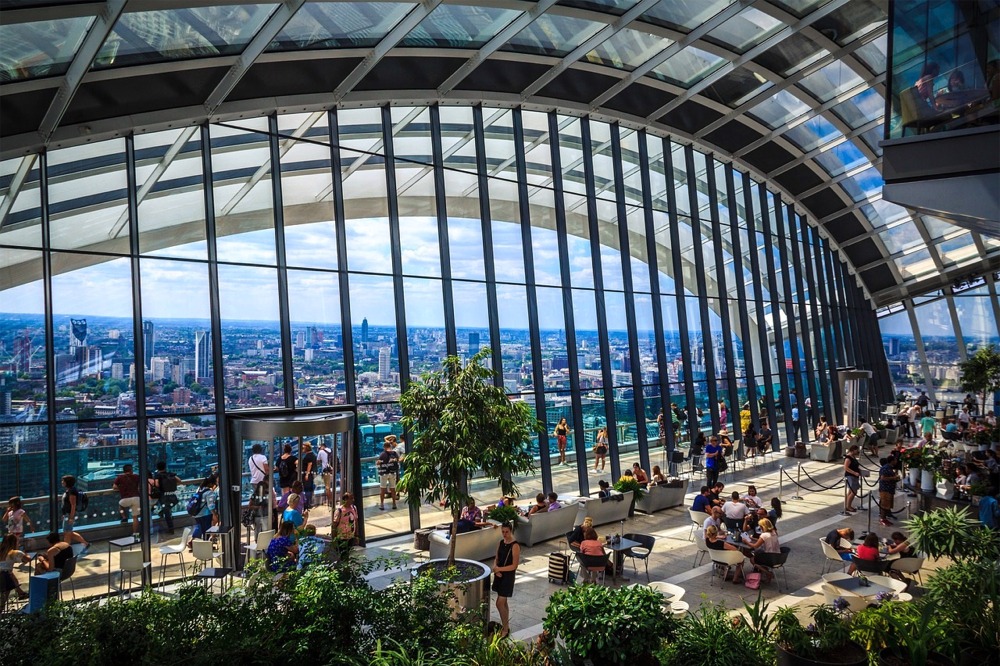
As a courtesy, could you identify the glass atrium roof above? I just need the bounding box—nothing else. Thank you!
[0,0,994,307]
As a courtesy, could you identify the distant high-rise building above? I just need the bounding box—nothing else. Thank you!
[70,319,87,350]
[361,318,369,345]
[194,330,211,381]
[295,330,306,349]
[13,330,31,373]
[150,357,171,382]
[378,347,391,381]
[142,321,155,370]
[469,332,480,352]
[306,326,323,348]
[0,373,12,416]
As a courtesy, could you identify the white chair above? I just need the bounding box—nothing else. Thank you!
[693,535,710,568]
[158,526,193,584]
[244,529,274,567]
[647,581,685,602]
[820,538,849,574]
[688,510,704,541]
[192,539,222,573]
[709,549,745,587]
[118,550,151,599]
[889,557,925,586]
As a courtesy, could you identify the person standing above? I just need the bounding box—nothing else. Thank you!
[188,473,219,547]
[843,445,862,514]
[878,457,900,527]
[277,444,298,495]
[491,522,520,639]
[554,418,570,465]
[920,410,937,439]
[59,476,90,552]
[916,390,929,409]
[3,497,33,548]
[317,441,333,507]
[907,404,921,438]
[153,461,179,535]
[300,442,317,510]
[704,435,721,488]
[593,427,608,472]
[248,443,270,527]
[332,492,358,559]
[376,441,400,510]
[113,464,142,534]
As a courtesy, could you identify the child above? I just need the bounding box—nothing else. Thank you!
[3,497,33,548]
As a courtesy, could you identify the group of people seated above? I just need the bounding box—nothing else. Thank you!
[693,482,784,583]
[825,526,916,575]
[264,491,356,572]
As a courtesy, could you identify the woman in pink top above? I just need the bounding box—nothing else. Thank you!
[578,527,607,582]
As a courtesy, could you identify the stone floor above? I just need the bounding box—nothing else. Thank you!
[9,440,940,638]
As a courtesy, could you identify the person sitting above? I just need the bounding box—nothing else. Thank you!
[649,465,666,486]
[743,485,763,510]
[768,497,782,527]
[755,423,773,455]
[816,416,830,442]
[546,492,563,511]
[632,464,649,488]
[743,425,757,456]
[709,482,725,507]
[702,506,724,538]
[568,517,593,550]
[0,534,30,603]
[825,527,855,561]
[743,518,779,579]
[723,491,749,524]
[266,521,299,573]
[34,533,73,575]
[691,431,706,457]
[577,526,607,582]
[296,525,327,570]
[457,497,483,533]
[887,531,915,558]
[855,532,881,565]
[527,493,548,516]
[704,526,745,583]
[718,428,734,456]
[692,486,713,514]
[597,480,612,499]
[743,507,768,535]
[281,493,307,529]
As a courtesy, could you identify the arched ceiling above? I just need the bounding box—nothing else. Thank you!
[2,0,998,307]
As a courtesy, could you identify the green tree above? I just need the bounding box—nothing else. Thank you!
[959,344,1000,414]
[398,349,540,564]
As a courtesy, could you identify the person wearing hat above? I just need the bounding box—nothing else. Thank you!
[377,440,400,510]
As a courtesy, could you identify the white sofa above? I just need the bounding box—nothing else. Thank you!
[635,480,689,514]
[575,491,633,527]
[515,501,581,547]
[428,524,501,562]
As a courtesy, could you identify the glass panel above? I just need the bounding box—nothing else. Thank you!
[650,44,727,88]
[585,28,673,71]
[287,269,345,406]
[830,88,884,129]
[701,68,773,107]
[502,13,605,57]
[48,139,131,255]
[453,280,491,357]
[280,121,339,271]
[756,31,828,76]
[50,254,135,420]
[813,141,868,177]
[559,0,638,15]
[705,6,784,54]
[953,287,1000,353]
[911,298,959,393]
[531,222,563,287]
[0,426,51,537]
[641,0,735,33]
[401,5,520,49]
[536,286,569,392]
[217,264,284,409]
[494,283,528,392]
[0,156,43,248]
[402,277,444,379]
[605,291,629,387]
[139,258,215,415]
[55,420,138,531]
[747,89,811,128]
[398,217,442,277]
[211,121,277,265]
[937,232,978,266]
[0,17,93,81]
[840,166,883,202]
[0,249,48,411]
[783,115,842,152]
[350,273,400,400]
[799,60,865,103]
[135,128,208,260]
[878,308,920,393]
[573,290,601,378]
[96,5,277,68]
[895,248,936,280]
[269,2,414,50]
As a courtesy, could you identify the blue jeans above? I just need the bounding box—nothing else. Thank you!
[192,514,213,540]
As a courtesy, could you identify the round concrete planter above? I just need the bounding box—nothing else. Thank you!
[412,558,491,627]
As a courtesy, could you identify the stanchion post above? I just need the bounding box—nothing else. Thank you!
[778,465,783,500]
[790,464,803,501]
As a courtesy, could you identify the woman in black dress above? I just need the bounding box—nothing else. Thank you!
[492,522,520,638]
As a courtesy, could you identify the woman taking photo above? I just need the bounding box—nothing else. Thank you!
[843,444,862,513]
[492,522,520,639]
[593,427,608,472]
[554,418,570,465]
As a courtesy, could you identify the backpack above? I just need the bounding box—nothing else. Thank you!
[278,456,292,479]
[186,490,204,516]
[159,472,178,493]
[77,490,89,512]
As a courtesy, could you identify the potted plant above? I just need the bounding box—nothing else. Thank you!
[958,344,1000,417]
[773,604,868,666]
[658,597,775,665]
[483,503,518,527]
[918,448,942,493]
[397,349,540,621]
[613,475,646,517]
[968,481,991,506]
[902,447,922,488]
[543,583,675,666]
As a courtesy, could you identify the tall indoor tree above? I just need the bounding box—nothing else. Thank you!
[959,345,1000,414]
[398,349,541,565]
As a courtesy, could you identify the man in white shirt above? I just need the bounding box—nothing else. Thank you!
[317,442,332,507]
[702,506,724,539]
[907,405,921,438]
[957,407,971,427]
[248,443,269,497]
[723,491,749,522]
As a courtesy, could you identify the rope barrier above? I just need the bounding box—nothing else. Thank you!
[798,464,849,491]
[778,466,845,493]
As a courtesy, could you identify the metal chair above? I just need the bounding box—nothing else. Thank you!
[851,554,890,575]
[819,538,849,574]
[117,550,151,599]
[575,552,610,585]
[565,530,581,554]
[669,450,686,477]
[622,533,655,582]
[158,526,193,584]
[708,549,745,587]
[723,517,742,532]
[753,546,790,591]
[693,535,710,568]
[57,555,77,601]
